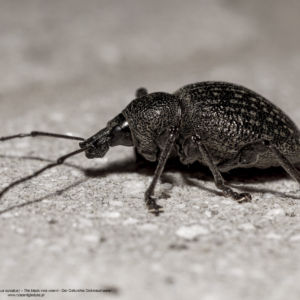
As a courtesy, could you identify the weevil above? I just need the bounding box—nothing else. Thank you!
[1,81,300,215]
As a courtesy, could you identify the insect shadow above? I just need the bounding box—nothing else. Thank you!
[83,156,300,200]
[0,153,299,215]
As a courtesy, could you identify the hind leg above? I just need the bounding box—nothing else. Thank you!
[217,140,269,172]
[218,139,300,184]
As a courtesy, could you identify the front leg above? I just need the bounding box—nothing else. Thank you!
[145,126,179,215]
[192,135,252,203]
[144,191,164,216]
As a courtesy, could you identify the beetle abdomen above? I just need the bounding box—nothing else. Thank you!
[175,81,300,168]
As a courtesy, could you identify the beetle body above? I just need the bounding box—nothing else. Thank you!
[82,81,300,170]
[2,81,300,214]
[173,82,300,169]
[79,81,300,213]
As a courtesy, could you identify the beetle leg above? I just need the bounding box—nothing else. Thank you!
[145,126,179,215]
[217,139,300,184]
[192,135,252,203]
[135,87,148,98]
[217,140,269,172]
[264,140,300,184]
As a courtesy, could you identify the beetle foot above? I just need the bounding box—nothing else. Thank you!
[234,192,252,203]
[147,198,164,216]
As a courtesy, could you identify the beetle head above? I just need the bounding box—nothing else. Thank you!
[80,92,181,161]
[79,113,134,158]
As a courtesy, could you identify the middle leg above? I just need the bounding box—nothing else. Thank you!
[192,135,252,202]
[217,140,269,172]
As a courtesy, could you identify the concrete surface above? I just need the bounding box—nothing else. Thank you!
[1,0,300,299]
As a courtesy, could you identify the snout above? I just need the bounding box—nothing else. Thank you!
[85,148,96,159]
[83,142,109,159]
[79,140,97,159]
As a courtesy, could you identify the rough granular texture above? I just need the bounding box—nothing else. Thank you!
[175,82,300,167]
[1,1,300,300]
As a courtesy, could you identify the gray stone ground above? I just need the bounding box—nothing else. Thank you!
[1,0,300,299]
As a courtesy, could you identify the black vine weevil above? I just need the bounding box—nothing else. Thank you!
[1,81,300,215]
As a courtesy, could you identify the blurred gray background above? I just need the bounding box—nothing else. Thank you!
[1,0,300,299]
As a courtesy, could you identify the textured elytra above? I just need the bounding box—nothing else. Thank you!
[174,82,300,168]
